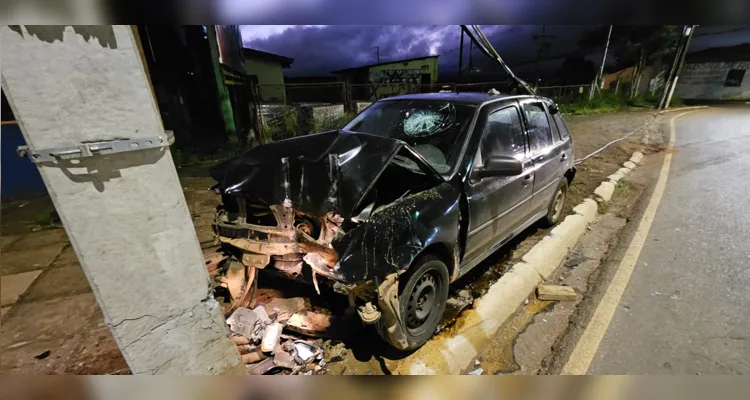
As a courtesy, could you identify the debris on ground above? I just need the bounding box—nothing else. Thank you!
[536,285,577,301]
[226,299,333,374]
[322,340,348,363]
[468,367,484,375]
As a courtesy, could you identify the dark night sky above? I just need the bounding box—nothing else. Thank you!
[240,25,750,80]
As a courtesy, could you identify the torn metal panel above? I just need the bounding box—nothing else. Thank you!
[210,131,420,219]
[333,182,462,283]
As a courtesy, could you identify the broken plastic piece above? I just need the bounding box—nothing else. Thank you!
[293,341,318,363]
[261,323,282,353]
[226,308,258,340]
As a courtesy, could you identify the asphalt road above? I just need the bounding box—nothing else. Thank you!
[586,105,750,374]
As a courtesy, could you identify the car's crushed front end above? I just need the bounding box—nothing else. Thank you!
[209,130,461,348]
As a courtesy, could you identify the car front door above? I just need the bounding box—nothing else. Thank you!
[521,100,565,214]
[462,104,534,269]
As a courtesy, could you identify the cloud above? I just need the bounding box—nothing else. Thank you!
[242,25,464,76]
[240,25,595,79]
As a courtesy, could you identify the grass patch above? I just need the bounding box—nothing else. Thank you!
[613,181,633,197]
[598,201,610,215]
[36,210,61,229]
[558,90,680,116]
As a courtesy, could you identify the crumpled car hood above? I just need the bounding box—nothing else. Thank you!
[210,130,443,219]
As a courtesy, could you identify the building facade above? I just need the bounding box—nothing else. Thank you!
[242,48,294,104]
[676,44,750,100]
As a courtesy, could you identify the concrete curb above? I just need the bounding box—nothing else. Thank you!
[657,105,708,114]
[395,152,643,375]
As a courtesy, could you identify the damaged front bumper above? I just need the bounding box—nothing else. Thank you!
[214,202,346,284]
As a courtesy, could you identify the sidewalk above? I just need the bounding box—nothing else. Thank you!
[0,176,219,374]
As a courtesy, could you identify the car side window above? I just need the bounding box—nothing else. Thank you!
[475,106,526,167]
[552,113,571,139]
[523,102,553,154]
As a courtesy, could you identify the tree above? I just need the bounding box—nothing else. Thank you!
[557,56,596,85]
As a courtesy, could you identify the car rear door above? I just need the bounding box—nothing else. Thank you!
[521,100,565,215]
[462,103,534,269]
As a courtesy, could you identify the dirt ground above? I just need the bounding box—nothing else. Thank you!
[0,109,667,375]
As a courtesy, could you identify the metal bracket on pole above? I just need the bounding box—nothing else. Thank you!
[17,131,175,163]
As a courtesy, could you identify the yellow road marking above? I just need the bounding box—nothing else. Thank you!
[560,110,699,375]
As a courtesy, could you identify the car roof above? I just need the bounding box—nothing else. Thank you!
[379,91,538,106]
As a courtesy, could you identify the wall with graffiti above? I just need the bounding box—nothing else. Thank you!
[676,62,750,100]
[367,57,439,100]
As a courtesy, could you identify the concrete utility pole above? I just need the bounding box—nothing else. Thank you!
[664,25,696,109]
[1,25,243,375]
[373,46,380,63]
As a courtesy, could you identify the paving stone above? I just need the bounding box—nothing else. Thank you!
[9,229,68,251]
[1,270,44,307]
[52,246,79,265]
[0,243,65,276]
[22,263,92,302]
[0,235,22,251]
[0,293,100,349]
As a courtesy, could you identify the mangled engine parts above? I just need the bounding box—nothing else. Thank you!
[226,305,331,375]
[215,202,344,284]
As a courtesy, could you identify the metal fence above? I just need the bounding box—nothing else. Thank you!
[256,83,346,105]
[534,84,593,103]
[255,81,595,108]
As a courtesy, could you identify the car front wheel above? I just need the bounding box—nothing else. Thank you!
[376,255,449,351]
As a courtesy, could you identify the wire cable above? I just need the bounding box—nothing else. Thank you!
[574,112,659,165]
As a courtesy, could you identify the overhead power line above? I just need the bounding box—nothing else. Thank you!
[460,25,536,95]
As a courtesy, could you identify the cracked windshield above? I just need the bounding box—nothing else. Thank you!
[345,100,476,174]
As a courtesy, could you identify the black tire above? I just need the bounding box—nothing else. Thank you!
[542,179,568,227]
[376,255,450,351]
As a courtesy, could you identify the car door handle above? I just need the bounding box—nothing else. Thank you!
[522,174,533,186]
[560,154,568,161]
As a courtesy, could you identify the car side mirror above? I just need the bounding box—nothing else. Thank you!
[549,104,560,114]
[473,155,523,179]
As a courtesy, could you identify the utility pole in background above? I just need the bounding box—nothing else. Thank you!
[590,25,613,100]
[458,27,464,82]
[1,25,244,375]
[373,46,380,63]
[661,25,697,110]
[533,25,555,88]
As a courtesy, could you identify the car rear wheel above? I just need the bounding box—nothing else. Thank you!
[376,255,449,351]
[542,179,568,227]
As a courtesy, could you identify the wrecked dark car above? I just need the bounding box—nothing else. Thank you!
[209,92,576,351]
